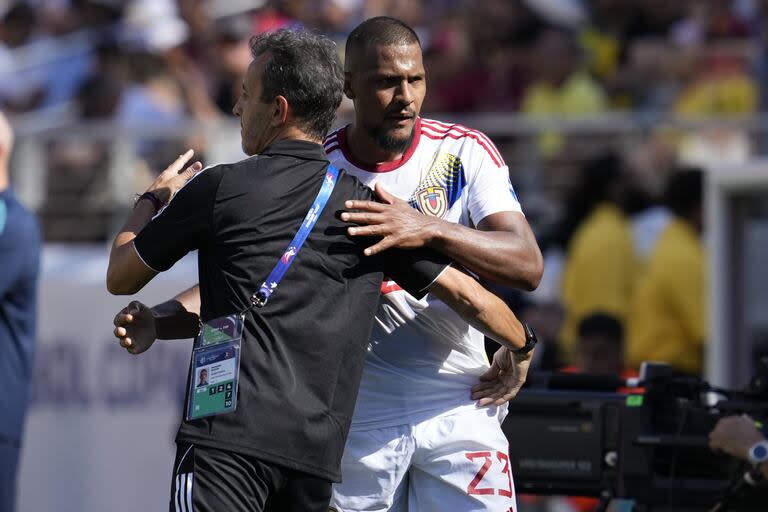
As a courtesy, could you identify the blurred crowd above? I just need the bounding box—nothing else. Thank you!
[2,0,766,376]
[1,0,766,120]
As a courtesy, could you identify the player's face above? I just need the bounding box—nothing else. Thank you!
[233,53,276,156]
[346,43,426,153]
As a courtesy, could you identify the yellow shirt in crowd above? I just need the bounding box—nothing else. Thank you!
[560,203,636,358]
[627,218,706,375]
[521,71,607,156]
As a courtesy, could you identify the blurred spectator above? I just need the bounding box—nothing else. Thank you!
[0,2,46,112]
[572,312,625,376]
[0,110,41,512]
[671,0,750,46]
[674,45,758,116]
[424,3,535,113]
[210,14,253,115]
[627,168,706,375]
[40,73,122,241]
[558,152,637,360]
[252,0,305,34]
[521,27,607,156]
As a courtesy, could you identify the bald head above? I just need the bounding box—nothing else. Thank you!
[0,110,14,162]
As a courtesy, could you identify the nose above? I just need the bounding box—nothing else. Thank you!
[395,79,414,107]
[232,100,241,117]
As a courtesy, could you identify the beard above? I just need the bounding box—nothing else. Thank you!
[366,122,415,154]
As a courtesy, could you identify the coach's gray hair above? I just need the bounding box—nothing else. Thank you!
[250,29,344,139]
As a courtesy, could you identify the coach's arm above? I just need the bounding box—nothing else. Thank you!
[106,150,202,295]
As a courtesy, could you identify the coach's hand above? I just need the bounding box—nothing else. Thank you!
[341,182,439,256]
[113,301,157,355]
[146,149,204,206]
[471,346,533,407]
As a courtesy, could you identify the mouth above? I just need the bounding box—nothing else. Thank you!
[384,113,415,126]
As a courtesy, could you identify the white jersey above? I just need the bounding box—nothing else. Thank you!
[324,117,523,430]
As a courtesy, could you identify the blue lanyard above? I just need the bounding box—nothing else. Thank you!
[248,164,339,309]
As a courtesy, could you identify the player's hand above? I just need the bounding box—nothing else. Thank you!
[113,301,158,355]
[340,182,440,256]
[471,346,533,407]
[709,414,765,460]
[145,149,204,205]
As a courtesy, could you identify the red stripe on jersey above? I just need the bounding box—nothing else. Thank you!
[421,119,504,164]
[421,120,504,165]
[381,281,403,294]
[324,145,340,154]
[421,126,504,168]
[323,129,341,145]
[421,121,504,166]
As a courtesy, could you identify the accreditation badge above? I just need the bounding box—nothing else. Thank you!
[185,314,244,421]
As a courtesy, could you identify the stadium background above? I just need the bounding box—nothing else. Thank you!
[2,0,767,510]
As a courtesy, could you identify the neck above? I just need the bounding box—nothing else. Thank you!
[270,125,323,147]
[346,122,408,165]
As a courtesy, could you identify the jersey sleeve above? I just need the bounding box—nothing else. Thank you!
[133,166,221,272]
[464,136,522,226]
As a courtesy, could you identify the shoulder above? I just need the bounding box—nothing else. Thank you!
[1,193,39,232]
[337,168,374,201]
[419,118,505,169]
[323,127,344,155]
[0,194,41,253]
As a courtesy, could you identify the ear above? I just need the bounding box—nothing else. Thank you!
[271,95,289,127]
[343,72,354,100]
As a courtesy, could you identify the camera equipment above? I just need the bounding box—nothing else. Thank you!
[503,361,768,511]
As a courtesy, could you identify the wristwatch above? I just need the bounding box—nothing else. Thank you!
[747,440,768,467]
[512,323,538,355]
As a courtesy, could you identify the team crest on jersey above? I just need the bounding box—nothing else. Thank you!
[409,152,466,218]
[416,187,448,217]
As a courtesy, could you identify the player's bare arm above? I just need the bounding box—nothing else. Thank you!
[342,182,543,290]
[106,150,202,295]
[428,266,526,352]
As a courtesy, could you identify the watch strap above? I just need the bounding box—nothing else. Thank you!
[512,323,537,355]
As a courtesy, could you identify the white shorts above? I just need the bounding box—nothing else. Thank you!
[330,406,516,512]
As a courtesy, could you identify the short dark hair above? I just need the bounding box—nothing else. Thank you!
[578,313,624,345]
[664,168,703,218]
[345,16,421,58]
[250,29,344,139]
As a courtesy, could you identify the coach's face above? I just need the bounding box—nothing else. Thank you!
[233,53,281,156]
[345,42,426,153]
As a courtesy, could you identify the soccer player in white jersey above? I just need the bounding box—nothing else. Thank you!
[325,17,543,512]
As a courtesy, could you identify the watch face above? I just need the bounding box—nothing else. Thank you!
[750,441,768,464]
